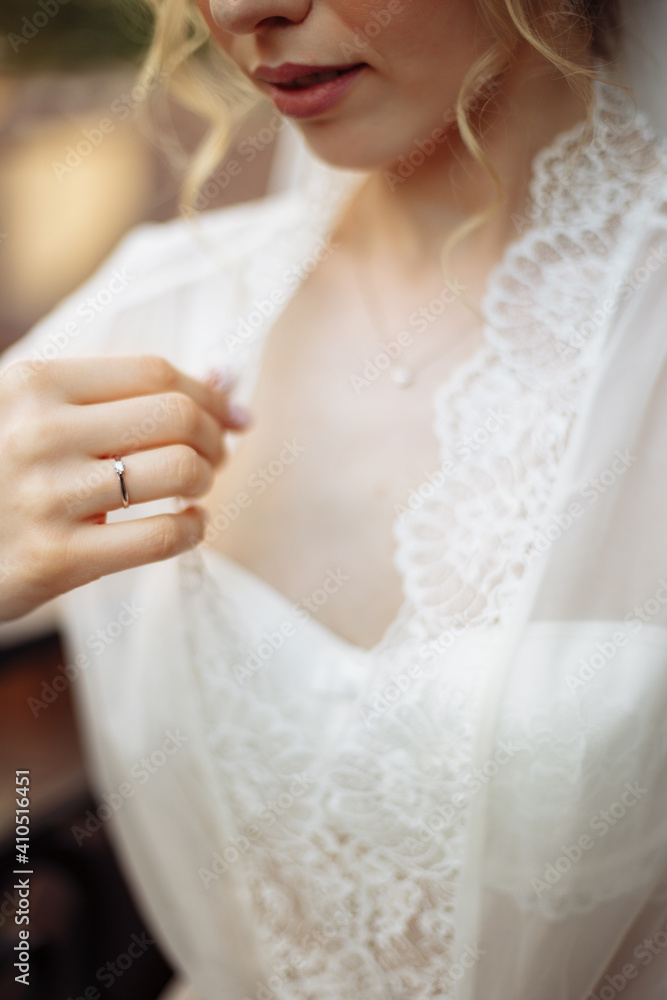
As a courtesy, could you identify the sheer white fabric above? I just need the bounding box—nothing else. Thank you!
[618,0,667,138]
[2,80,667,1000]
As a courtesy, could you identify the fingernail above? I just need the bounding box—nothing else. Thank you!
[205,367,237,393]
[227,402,253,428]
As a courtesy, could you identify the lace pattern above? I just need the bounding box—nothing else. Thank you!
[178,82,667,997]
[395,83,667,642]
[181,551,492,999]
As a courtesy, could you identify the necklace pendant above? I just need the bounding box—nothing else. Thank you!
[390,365,414,388]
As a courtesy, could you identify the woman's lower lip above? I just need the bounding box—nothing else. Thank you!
[266,65,367,119]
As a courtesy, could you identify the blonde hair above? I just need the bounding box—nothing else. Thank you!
[136,0,618,238]
[441,0,618,267]
[137,0,261,207]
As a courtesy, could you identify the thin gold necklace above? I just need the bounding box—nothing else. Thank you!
[351,255,473,389]
[352,257,417,388]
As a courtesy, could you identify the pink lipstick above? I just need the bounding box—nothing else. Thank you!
[253,62,367,118]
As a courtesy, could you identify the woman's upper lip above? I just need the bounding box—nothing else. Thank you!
[253,62,364,84]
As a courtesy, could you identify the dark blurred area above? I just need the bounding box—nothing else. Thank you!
[0,636,173,1000]
[0,3,280,997]
[0,0,153,73]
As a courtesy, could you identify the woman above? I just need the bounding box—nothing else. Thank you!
[2,1,667,997]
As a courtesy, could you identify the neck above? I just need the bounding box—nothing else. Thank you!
[337,46,593,292]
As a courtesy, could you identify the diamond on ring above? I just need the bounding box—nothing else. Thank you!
[113,457,130,508]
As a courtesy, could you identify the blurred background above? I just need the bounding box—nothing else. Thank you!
[0,3,300,997]
[0,1,666,998]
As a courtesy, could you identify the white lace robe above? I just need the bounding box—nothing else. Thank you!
[2,82,667,1000]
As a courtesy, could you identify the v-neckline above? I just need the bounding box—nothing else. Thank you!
[197,86,621,658]
[200,545,375,660]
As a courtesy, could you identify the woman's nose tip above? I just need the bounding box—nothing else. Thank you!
[208,0,310,34]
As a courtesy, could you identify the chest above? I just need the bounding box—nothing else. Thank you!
[203,258,484,649]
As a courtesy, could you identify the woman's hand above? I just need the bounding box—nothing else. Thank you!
[0,354,250,622]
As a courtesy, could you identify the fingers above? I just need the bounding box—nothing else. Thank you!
[62,446,216,520]
[41,355,252,431]
[71,506,208,580]
[0,354,244,620]
[71,393,228,467]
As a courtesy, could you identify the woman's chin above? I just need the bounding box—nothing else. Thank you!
[297,128,406,176]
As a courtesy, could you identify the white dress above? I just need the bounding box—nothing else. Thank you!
[3,81,667,1000]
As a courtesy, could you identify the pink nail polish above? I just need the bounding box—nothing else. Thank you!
[227,402,253,428]
[205,367,237,393]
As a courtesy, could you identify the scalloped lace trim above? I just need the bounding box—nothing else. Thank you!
[394,82,667,643]
[179,82,667,997]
